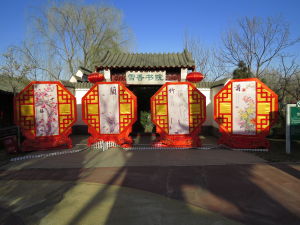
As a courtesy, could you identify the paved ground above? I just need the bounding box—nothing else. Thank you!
[0,180,241,225]
[0,135,299,225]
[2,148,266,170]
[0,162,300,225]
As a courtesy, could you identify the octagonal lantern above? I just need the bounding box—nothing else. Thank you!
[82,82,137,147]
[14,81,77,151]
[214,78,278,149]
[151,82,206,147]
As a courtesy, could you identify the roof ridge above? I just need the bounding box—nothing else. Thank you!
[96,50,196,69]
[119,51,184,55]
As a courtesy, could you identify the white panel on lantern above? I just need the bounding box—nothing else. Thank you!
[98,84,120,134]
[34,84,59,136]
[232,81,256,135]
[168,84,189,134]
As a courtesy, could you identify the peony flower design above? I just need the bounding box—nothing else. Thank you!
[237,95,256,134]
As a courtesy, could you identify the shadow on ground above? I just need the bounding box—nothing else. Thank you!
[0,135,299,225]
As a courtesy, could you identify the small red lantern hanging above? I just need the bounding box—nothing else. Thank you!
[88,72,105,83]
[186,72,204,83]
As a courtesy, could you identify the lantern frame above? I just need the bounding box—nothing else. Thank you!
[82,82,137,147]
[14,81,77,151]
[214,78,278,149]
[151,82,206,147]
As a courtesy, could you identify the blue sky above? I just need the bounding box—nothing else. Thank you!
[1,0,300,54]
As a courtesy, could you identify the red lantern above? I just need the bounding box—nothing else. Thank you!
[186,72,204,83]
[88,72,105,83]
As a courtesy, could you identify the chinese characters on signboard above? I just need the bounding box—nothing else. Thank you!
[126,71,166,85]
[290,106,300,140]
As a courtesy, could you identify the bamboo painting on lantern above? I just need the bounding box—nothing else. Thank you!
[168,84,189,134]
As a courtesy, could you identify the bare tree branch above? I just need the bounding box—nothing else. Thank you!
[184,33,230,81]
[25,2,133,80]
[221,16,300,77]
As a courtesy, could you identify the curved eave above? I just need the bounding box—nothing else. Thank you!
[96,65,195,71]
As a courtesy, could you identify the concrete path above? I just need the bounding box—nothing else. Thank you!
[0,143,299,225]
[1,148,266,170]
[0,180,241,225]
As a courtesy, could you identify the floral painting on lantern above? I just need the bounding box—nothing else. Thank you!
[232,81,256,135]
[34,84,59,136]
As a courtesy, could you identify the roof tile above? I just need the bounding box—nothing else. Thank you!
[96,50,195,70]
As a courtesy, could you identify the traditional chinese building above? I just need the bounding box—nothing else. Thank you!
[70,50,230,135]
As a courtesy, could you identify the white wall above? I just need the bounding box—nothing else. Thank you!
[69,76,78,83]
[198,88,212,126]
[211,86,223,128]
[180,68,188,81]
[74,85,225,128]
[75,89,89,125]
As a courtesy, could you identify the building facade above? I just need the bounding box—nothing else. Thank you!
[69,50,229,135]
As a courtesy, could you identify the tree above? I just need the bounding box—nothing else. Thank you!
[184,34,229,81]
[221,16,300,77]
[0,47,33,95]
[18,42,64,81]
[258,55,300,135]
[27,1,132,80]
[232,61,253,79]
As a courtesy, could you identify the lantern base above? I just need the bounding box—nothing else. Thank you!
[21,131,73,151]
[218,134,269,149]
[87,128,133,148]
[152,133,201,148]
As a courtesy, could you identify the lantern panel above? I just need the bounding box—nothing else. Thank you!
[82,82,137,146]
[189,85,206,132]
[57,85,77,134]
[119,85,136,132]
[151,82,206,147]
[34,84,59,136]
[152,83,206,135]
[256,82,278,133]
[83,86,100,133]
[151,86,169,133]
[232,81,256,135]
[99,83,120,134]
[214,78,278,149]
[15,81,77,151]
[16,85,35,137]
[215,83,233,133]
[168,84,189,134]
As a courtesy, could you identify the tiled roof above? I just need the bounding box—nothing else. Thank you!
[71,79,230,90]
[73,75,82,82]
[0,76,229,93]
[196,78,230,88]
[60,80,75,88]
[0,76,30,93]
[73,82,93,89]
[59,81,94,89]
[96,49,195,70]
